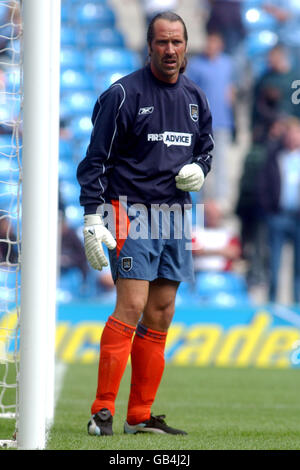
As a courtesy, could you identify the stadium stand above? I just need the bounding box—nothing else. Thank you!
[57,0,252,306]
[57,1,144,301]
[42,0,300,305]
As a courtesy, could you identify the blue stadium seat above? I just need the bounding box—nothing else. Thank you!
[245,30,278,58]
[5,68,21,93]
[58,268,83,290]
[61,91,95,117]
[69,115,93,138]
[175,281,196,305]
[65,0,108,5]
[61,4,70,23]
[0,24,20,45]
[242,0,264,8]
[60,180,80,206]
[195,271,248,296]
[64,204,83,228]
[6,38,20,61]
[60,100,71,121]
[0,98,20,124]
[0,157,19,184]
[0,284,18,305]
[0,268,19,289]
[0,268,20,307]
[0,134,12,146]
[60,46,85,70]
[207,291,251,307]
[59,159,77,181]
[0,136,21,171]
[93,70,132,94]
[72,136,91,162]
[59,139,73,161]
[177,281,192,296]
[57,268,84,302]
[194,270,251,306]
[0,134,17,153]
[76,3,116,28]
[242,6,277,32]
[0,4,9,24]
[89,48,141,73]
[0,181,19,204]
[60,69,94,91]
[62,0,109,24]
[84,28,125,48]
[61,26,81,47]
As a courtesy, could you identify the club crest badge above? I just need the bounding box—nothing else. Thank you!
[121,257,133,272]
[189,104,199,122]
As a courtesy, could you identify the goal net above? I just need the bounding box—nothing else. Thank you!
[0,0,22,449]
[0,0,61,450]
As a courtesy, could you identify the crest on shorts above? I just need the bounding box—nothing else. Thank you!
[121,257,133,272]
[189,104,199,122]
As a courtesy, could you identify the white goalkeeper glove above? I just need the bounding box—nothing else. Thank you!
[175,163,205,192]
[83,214,116,271]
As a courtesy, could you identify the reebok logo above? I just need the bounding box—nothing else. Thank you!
[139,106,154,115]
[148,131,192,147]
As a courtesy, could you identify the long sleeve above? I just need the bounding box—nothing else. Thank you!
[77,83,126,215]
[192,96,214,176]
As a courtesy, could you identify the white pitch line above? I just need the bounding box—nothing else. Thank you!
[54,361,67,407]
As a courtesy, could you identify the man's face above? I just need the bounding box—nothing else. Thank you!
[148,19,187,83]
[268,48,289,73]
[284,123,300,150]
[205,34,223,58]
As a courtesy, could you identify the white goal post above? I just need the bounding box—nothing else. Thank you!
[0,0,61,450]
[18,0,61,450]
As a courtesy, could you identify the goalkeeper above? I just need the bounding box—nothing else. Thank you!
[77,11,214,436]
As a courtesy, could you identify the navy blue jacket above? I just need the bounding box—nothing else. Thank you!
[77,65,214,214]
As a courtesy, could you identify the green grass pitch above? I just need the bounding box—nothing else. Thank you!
[44,363,300,450]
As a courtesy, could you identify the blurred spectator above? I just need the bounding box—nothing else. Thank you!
[251,44,299,143]
[60,214,89,282]
[0,217,18,265]
[192,199,241,273]
[235,143,268,288]
[236,118,287,288]
[204,0,246,55]
[263,1,300,64]
[187,32,235,206]
[0,1,21,56]
[258,116,300,304]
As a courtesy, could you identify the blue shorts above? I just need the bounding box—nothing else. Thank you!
[107,202,194,284]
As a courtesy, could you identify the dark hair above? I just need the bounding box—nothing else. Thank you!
[146,11,188,73]
[147,11,188,45]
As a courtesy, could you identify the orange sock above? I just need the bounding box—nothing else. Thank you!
[91,315,135,416]
[127,322,167,425]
